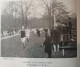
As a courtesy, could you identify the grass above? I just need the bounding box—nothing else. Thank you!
[1,32,77,58]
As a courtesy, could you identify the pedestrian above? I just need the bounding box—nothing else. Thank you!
[43,34,52,58]
[25,27,31,42]
[36,29,40,37]
[52,26,61,52]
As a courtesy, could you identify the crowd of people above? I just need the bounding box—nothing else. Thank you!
[1,19,76,58]
[1,28,18,38]
[18,21,76,58]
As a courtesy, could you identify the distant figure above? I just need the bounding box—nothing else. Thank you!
[3,31,8,37]
[44,29,48,38]
[31,29,36,34]
[1,32,3,38]
[13,30,16,35]
[25,27,31,42]
[68,18,72,39]
[36,29,40,37]
[52,27,60,52]
[43,34,52,58]
[44,29,48,33]
[39,28,43,34]
[18,26,26,49]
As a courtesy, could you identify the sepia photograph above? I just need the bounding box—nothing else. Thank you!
[1,0,77,58]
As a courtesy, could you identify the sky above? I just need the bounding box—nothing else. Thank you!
[58,0,77,12]
[0,0,77,18]
[30,0,77,18]
[32,0,77,17]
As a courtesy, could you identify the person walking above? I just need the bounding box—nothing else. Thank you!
[25,27,31,42]
[36,29,40,37]
[52,27,61,52]
[43,34,52,58]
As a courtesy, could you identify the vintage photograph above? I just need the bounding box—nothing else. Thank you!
[1,0,77,58]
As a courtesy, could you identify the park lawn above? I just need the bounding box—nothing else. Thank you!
[1,32,77,58]
[1,33,46,58]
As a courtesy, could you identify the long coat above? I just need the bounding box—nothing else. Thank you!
[52,29,61,44]
[43,35,52,54]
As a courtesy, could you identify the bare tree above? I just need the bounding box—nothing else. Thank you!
[14,0,33,27]
[40,0,52,28]
[2,0,33,28]
[40,0,69,29]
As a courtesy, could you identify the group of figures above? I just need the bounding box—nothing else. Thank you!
[1,28,18,38]
[42,27,61,58]
[19,21,76,58]
[18,26,41,49]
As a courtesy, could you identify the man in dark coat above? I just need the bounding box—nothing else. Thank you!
[43,34,52,58]
[36,29,40,37]
[52,27,61,52]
